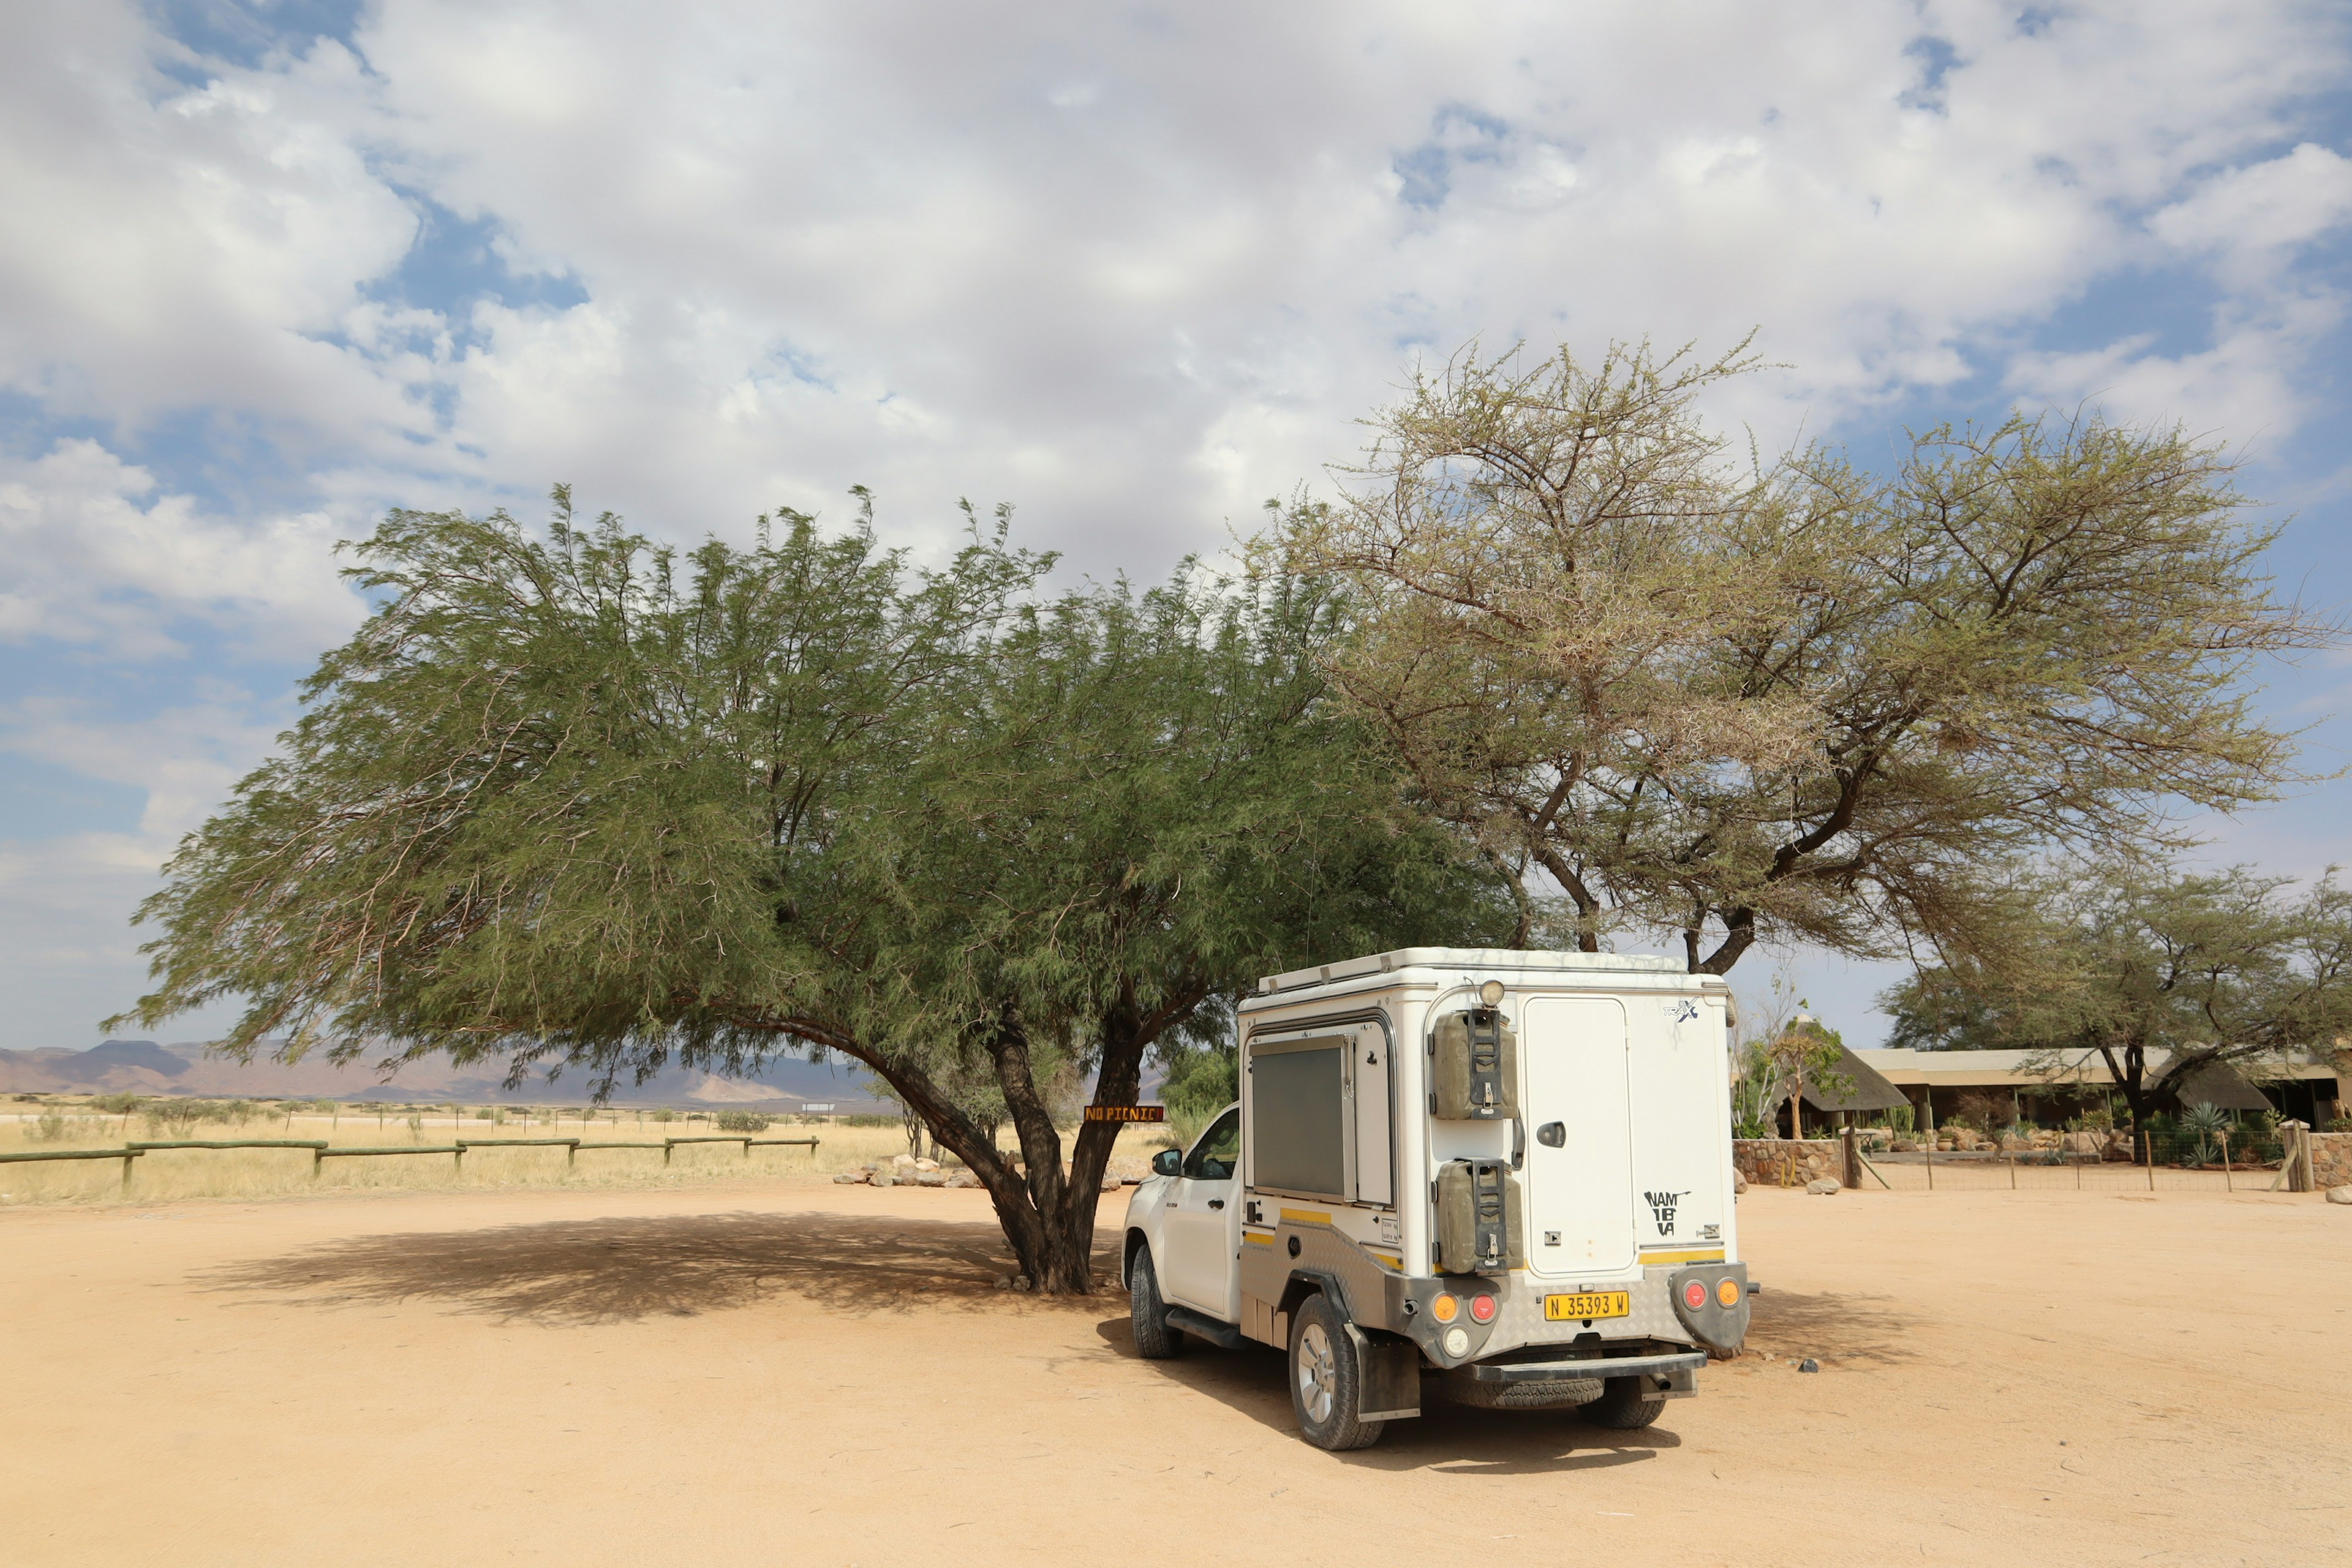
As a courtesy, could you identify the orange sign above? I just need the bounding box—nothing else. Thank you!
[1082,1104,1166,1123]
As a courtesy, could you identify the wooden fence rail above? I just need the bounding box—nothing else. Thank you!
[0,1146,147,1189]
[0,1134,823,1189]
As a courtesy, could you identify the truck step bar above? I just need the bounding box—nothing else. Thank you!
[1468,1349,1707,1384]
[1164,1306,1246,1349]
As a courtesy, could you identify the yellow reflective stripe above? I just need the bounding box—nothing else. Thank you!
[1243,1232,1275,1246]
[1278,1207,1332,1225]
[1638,1248,1727,1265]
[1370,1251,1402,1270]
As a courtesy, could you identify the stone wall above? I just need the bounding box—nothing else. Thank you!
[1732,1139,1841,1187]
[2309,1131,2351,1190]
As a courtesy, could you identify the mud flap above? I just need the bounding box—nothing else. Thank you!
[1345,1323,1423,1420]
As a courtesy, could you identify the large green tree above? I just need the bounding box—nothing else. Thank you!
[1279,341,2330,974]
[1881,865,2352,1129]
[115,491,1504,1291]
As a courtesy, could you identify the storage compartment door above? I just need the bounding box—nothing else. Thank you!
[1521,996,1635,1276]
[1350,1023,1392,1207]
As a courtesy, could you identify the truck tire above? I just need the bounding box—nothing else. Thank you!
[1579,1374,1666,1430]
[1287,1294,1385,1451]
[1128,1248,1185,1360]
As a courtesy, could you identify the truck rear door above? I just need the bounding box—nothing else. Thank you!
[1520,995,1637,1276]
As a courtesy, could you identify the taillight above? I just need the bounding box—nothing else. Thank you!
[1431,1293,1459,1323]
[1717,1278,1741,1308]
[1683,1280,1709,1311]
[1469,1294,1497,1324]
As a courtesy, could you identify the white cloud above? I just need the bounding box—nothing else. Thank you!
[0,439,363,659]
[2150,142,2352,284]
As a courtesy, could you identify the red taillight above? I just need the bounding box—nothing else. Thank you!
[1683,1280,1709,1310]
[1469,1294,1497,1323]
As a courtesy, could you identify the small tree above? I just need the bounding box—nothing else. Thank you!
[1882,865,2352,1131]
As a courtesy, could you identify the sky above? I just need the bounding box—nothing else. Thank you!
[3,0,2350,1052]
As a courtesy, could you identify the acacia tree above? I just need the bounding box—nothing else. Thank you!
[113,492,1503,1292]
[1280,341,2330,974]
[1880,865,2352,1129]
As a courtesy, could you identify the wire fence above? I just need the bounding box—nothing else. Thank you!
[1852,1151,2291,1193]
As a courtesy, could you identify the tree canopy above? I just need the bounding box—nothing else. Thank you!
[115,490,1507,1291]
[1280,340,2331,974]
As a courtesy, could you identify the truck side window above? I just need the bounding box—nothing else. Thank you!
[1183,1109,1241,1181]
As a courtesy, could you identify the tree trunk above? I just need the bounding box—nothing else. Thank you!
[755,979,1178,1295]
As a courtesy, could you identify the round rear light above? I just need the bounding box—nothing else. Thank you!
[1431,1293,1459,1323]
[1469,1294,1497,1324]
[1683,1280,1709,1310]
[1442,1327,1470,1357]
[1718,1278,1742,1308]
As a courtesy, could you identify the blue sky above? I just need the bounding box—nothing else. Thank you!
[3,0,2350,1050]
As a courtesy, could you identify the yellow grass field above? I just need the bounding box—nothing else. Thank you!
[0,1105,1174,1205]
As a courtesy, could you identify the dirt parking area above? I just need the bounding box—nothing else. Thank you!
[2,1180,2345,1567]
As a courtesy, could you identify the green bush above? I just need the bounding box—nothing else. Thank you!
[29,1111,70,1144]
[714,1110,771,1133]
[1886,1102,1917,1135]
[650,1109,679,1123]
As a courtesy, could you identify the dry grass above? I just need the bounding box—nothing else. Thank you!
[0,1107,1168,1206]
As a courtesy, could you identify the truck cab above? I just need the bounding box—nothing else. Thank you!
[1121,948,1751,1450]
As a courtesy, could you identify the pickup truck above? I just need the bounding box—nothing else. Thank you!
[1121,948,1750,1450]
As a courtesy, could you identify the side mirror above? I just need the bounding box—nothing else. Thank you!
[1152,1148,1183,1178]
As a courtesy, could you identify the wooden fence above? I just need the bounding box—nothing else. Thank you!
[0,1135,820,1191]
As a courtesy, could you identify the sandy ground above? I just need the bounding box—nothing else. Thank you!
[2,1180,2345,1568]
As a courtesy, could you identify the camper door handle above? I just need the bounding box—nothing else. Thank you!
[1207,1199,1225,1210]
[1536,1121,1565,1147]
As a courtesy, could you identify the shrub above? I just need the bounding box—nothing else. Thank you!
[29,1111,70,1144]
[143,1100,229,1136]
[715,1110,771,1133]
[1887,1102,1917,1135]
[650,1109,679,1123]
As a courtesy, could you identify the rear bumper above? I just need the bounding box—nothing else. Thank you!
[1469,1348,1706,1400]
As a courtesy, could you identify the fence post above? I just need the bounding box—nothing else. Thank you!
[1842,1127,1861,1191]
[1924,1137,1934,1191]
[2145,1128,2155,1191]
[121,1152,135,1193]
[2008,1151,2017,1189]
[2221,1128,2232,1193]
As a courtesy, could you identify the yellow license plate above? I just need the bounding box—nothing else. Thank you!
[1544,1291,1631,1321]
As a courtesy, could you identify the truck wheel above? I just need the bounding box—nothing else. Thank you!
[1288,1294,1385,1451]
[1127,1248,1185,1360]
[1579,1374,1666,1431]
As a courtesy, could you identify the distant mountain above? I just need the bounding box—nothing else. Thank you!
[0,1039,895,1112]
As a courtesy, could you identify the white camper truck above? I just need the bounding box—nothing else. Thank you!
[1121,948,1751,1450]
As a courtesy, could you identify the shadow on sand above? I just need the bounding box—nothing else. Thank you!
[1743,1284,1920,1368]
[1091,1316,1684,1475]
[195,1209,1125,1326]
